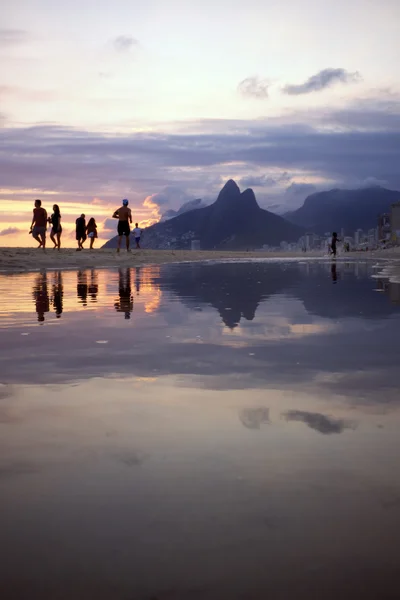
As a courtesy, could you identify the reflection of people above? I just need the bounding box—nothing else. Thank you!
[76,214,86,251]
[331,263,338,284]
[112,199,132,253]
[52,271,63,317]
[86,218,98,250]
[134,267,142,295]
[133,222,142,249]
[88,269,98,302]
[29,199,47,249]
[114,269,133,319]
[77,271,88,306]
[49,204,62,250]
[33,272,50,322]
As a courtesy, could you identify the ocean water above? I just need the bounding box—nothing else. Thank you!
[0,260,400,599]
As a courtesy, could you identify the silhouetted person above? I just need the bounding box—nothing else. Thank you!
[49,204,62,250]
[33,273,50,322]
[86,217,98,249]
[29,199,47,249]
[133,223,142,248]
[112,199,132,253]
[114,269,133,319]
[52,271,63,317]
[88,269,98,302]
[77,271,88,306]
[76,214,86,250]
[331,232,340,257]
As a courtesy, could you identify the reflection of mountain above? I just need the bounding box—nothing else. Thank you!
[282,410,356,435]
[155,262,300,328]
[155,262,400,327]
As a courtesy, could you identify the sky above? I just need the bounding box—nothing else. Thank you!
[1,0,399,246]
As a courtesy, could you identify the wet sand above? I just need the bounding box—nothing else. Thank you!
[1,246,400,272]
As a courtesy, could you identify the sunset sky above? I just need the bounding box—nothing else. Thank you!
[1,0,399,246]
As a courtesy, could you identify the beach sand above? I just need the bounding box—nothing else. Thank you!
[1,246,399,273]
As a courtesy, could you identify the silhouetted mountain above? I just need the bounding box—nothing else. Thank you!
[103,180,304,249]
[285,187,400,234]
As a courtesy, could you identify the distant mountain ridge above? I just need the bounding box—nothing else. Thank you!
[285,187,400,233]
[103,180,304,250]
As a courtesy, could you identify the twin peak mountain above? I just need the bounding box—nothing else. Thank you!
[105,179,302,250]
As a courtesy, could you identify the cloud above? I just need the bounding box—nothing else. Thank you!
[238,76,269,99]
[113,35,138,53]
[0,97,399,218]
[283,68,362,95]
[285,182,317,196]
[0,227,21,236]
[162,198,207,221]
[0,29,29,46]
[239,173,290,188]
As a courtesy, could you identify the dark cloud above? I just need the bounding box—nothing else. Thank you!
[0,227,21,236]
[0,98,399,214]
[0,29,29,46]
[239,173,290,188]
[285,183,317,196]
[113,35,138,53]
[238,76,269,99]
[284,68,361,95]
[282,410,356,435]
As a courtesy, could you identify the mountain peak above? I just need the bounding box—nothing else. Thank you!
[222,179,240,193]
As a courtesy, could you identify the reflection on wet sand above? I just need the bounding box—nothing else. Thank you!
[33,272,49,322]
[114,268,133,319]
[282,409,356,434]
[52,271,63,318]
[1,261,400,599]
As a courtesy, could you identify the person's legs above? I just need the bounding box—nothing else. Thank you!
[41,230,46,249]
[57,231,61,249]
[126,233,130,251]
[50,231,57,248]
[90,237,94,249]
[117,235,122,252]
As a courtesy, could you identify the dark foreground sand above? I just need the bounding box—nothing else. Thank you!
[1,246,399,272]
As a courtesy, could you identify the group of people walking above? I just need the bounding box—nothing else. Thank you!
[29,198,142,251]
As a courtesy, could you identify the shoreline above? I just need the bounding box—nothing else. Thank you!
[1,246,399,273]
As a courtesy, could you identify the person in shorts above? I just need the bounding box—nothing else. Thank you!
[29,199,47,249]
[76,214,86,250]
[112,199,132,253]
[132,223,142,248]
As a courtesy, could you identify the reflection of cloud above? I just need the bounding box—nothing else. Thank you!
[239,407,270,429]
[113,35,138,53]
[282,410,356,434]
[238,77,269,99]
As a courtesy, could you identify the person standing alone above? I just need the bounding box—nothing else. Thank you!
[112,199,132,253]
[133,223,142,249]
[30,199,47,249]
[76,214,86,251]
